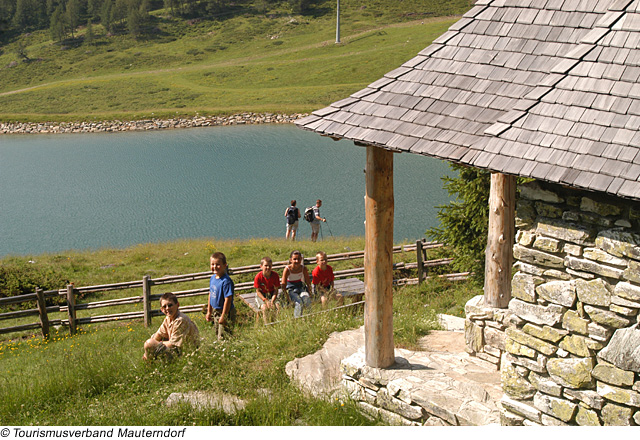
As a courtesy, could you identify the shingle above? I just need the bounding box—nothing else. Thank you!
[313,107,339,117]
[590,174,615,192]
[620,163,640,180]
[618,180,640,198]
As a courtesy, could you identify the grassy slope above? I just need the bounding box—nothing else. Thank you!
[0,236,480,425]
[0,0,471,121]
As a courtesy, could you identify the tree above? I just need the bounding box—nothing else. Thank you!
[427,164,491,283]
[100,0,114,33]
[0,0,15,34]
[13,0,31,29]
[113,0,128,24]
[49,3,68,42]
[288,0,312,14]
[14,39,31,62]
[66,0,80,38]
[84,18,94,45]
[88,0,104,19]
[164,0,182,15]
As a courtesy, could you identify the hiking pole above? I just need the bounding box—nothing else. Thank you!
[325,221,334,237]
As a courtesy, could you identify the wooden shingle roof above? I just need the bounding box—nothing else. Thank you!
[296,0,640,201]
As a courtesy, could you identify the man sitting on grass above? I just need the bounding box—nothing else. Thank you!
[143,292,200,361]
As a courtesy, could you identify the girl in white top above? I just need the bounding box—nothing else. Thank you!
[281,250,312,318]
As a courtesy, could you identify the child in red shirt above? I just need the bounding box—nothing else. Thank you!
[312,251,343,307]
[254,256,281,323]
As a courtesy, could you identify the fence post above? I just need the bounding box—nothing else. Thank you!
[143,275,152,327]
[35,288,50,339]
[416,239,424,285]
[66,284,76,335]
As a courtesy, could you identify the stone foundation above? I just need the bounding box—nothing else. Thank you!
[340,347,502,426]
[498,180,640,426]
[464,295,509,370]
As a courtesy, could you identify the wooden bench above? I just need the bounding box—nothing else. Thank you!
[238,277,365,317]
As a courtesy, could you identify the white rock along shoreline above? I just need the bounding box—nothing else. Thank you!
[0,112,308,135]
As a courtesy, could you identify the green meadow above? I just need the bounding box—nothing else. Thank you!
[0,0,470,121]
[0,237,481,425]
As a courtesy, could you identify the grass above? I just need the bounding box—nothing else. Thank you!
[0,279,461,425]
[0,236,481,425]
[0,0,471,121]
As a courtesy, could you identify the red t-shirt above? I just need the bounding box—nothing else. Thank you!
[254,271,281,297]
[312,265,334,288]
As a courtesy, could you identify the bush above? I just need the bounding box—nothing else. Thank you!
[0,261,69,309]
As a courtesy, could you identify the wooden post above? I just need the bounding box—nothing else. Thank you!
[416,239,424,285]
[364,145,395,368]
[35,288,50,339]
[484,172,516,308]
[66,284,77,335]
[143,275,152,328]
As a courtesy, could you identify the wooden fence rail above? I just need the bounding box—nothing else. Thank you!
[0,239,461,338]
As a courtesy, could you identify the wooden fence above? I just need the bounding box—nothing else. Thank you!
[0,239,466,339]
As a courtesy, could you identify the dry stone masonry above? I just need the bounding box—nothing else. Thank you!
[466,180,640,426]
[340,347,502,426]
[0,113,307,135]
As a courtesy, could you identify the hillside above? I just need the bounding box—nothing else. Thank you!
[0,0,472,122]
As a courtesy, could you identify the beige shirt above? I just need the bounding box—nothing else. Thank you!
[155,311,200,349]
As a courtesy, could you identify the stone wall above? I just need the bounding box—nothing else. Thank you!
[498,180,640,426]
[464,295,509,370]
[340,347,502,426]
[0,113,306,135]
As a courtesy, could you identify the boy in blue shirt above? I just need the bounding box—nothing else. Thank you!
[205,252,236,340]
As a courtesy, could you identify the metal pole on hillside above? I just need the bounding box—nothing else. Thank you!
[336,0,341,43]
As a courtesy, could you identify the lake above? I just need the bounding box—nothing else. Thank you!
[0,124,452,257]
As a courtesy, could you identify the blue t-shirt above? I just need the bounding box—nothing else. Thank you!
[209,273,235,310]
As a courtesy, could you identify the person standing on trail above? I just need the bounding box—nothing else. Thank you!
[284,200,301,241]
[310,199,326,243]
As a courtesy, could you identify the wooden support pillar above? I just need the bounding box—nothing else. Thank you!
[364,146,395,368]
[35,288,50,339]
[66,284,77,335]
[484,172,516,308]
[416,239,424,285]
[143,275,152,327]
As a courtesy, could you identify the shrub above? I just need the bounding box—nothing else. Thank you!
[0,261,69,309]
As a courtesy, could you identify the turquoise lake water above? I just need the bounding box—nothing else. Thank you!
[0,124,452,257]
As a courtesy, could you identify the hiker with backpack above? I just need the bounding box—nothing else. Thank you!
[284,200,301,241]
[305,199,326,243]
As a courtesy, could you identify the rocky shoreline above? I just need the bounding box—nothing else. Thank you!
[0,112,308,135]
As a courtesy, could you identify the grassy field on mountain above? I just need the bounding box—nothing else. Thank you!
[0,236,480,425]
[0,0,472,122]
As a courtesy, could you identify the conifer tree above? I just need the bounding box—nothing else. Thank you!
[84,18,94,45]
[66,0,80,38]
[100,0,114,33]
[49,3,67,42]
[427,164,491,283]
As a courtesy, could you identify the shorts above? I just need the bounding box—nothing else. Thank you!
[314,284,341,300]
[154,342,180,360]
[286,221,299,232]
[311,222,320,233]
[255,292,280,308]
